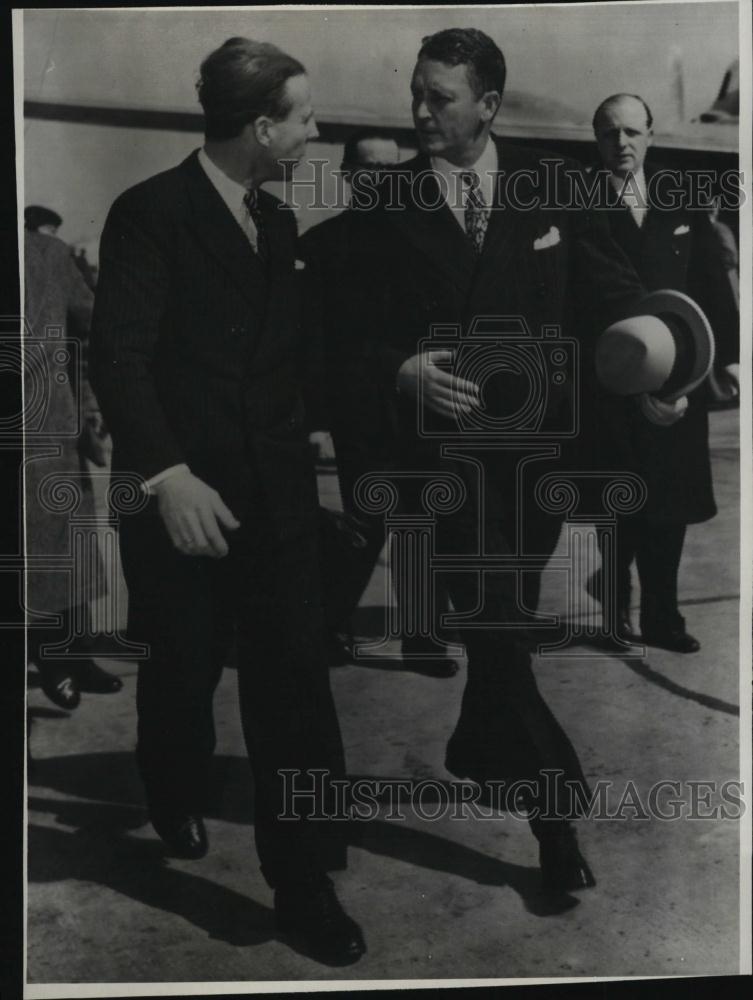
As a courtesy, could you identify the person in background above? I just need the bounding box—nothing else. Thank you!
[24,228,122,710]
[301,130,460,678]
[25,204,62,236]
[588,93,739,652]
[26,204,99,291]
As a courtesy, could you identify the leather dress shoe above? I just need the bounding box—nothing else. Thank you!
[150,812,208,859]
[538,827,596,894]
[641,619,700,653]
[37,663,80,711]
[74,658,124,693]
[275,874,366,966]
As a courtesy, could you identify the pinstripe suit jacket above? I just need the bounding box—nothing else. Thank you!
[90,150,317,533]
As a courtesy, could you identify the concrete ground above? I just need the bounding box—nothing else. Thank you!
[26,408,744,986]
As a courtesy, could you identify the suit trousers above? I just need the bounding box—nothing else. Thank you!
[324,430,452,656]
[605,516,687,628]
[119,498,347,886]
[396,449,590,819]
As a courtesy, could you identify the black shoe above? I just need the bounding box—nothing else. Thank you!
[641,618,700,653]
[275,875,366,966]
[539,827,596,894]
[406,656,460,678]
[150,812,208,859]
[37,662,80,711]
[74,658,124,693]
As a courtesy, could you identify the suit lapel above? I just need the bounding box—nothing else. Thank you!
[475,138,523,279]
[180,151,268,309]
[382,156,477,288]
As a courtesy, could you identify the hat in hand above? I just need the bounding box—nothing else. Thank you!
[595,289,715,403]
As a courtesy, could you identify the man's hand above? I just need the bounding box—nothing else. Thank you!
[153,469,240,558]
[639,393,688,427]
[396,350,480,419]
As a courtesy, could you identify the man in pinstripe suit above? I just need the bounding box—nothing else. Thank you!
[90,37,365,965]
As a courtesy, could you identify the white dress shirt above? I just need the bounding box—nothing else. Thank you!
[610,166,648,228]
[430,136,498,231]
[198,146,260,249]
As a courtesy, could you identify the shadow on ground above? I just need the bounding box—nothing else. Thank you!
[29,751,578,924]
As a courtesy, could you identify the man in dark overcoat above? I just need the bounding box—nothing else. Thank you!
[588,93,739,651]
[90,37,364,965]
[341,28,648,891]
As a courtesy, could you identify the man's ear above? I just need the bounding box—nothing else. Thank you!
[646,128,654,148]
[480,90,501,123]
[251,116,273,148]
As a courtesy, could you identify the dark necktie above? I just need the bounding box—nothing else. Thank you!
[243,189,268,263]
[461,169,490,255]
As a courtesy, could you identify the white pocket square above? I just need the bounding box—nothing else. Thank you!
[533,226,561,251]
[294,259,306,270]
[673,224,690,236]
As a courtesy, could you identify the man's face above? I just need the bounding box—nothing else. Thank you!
[410,59,493,163]
[264,73,318,179]
[594,97,653,178]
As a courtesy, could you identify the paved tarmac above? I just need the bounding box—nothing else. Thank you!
[26,408,744,987]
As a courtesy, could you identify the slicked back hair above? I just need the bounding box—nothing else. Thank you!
[417,28,506,102]
[197,36,306,140]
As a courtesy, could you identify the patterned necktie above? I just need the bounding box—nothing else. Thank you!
[461,169,490,254]
[242,189,268,263]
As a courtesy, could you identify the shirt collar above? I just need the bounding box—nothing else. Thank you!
[609,165,647,203]
[430,136,499,208]
[198,147,252,220]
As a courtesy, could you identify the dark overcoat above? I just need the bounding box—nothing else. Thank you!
[24,231,100,616]
[588,161,739,524]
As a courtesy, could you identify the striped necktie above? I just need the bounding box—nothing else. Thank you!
[461,169,490,254]
[243,189,269,262]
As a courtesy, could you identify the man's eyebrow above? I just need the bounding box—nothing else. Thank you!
[426,85,454,98]
[411,81,454,97]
